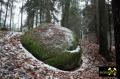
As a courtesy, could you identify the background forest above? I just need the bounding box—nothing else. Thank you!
[0,0,114,61]
[0,0,119,78]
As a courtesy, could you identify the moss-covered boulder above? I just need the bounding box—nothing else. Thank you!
[21,23,82,71]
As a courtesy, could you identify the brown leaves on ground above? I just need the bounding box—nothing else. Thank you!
[0,32,117,79]
[80,39,116,66]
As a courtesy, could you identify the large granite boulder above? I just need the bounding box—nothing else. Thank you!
[21,23,82,70]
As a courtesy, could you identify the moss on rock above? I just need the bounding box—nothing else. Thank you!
[21,23,82,71]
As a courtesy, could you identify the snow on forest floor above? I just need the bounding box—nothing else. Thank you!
[0,31,117,79]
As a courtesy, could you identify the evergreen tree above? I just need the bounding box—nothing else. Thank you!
[61,0,71,27]
[112,0,120,77]
[23,0,58,30]
[97,0,111,61]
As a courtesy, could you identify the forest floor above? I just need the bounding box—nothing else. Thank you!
[0,31,117,79]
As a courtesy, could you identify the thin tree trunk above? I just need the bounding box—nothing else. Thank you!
[85,0,88,7]
[0,3,2,27]
[20,0,23,31]
[96,0,99,43]
[27,13,30,30]
[36,12,38,26]
[10,0,13,30]
[40,9,42,24]
[107,2,112,53]
[4,0,10,28]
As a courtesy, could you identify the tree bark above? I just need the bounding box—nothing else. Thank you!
[20,0,23,31]
[0,2,2,27]
[4,0,10,28]
[39,9,42,24]
[98,0,111,61]
[35,13,38,26]
[27,12,34,30]
[10,0,13,30]
[45,0,52,23]
[61,0,71,27]
[95,0,99,43]
[46,10,51,23]
[107,2,112,53]
[112,0,120,77]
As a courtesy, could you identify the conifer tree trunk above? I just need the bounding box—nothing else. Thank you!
[39,9,42,24]
[61,0,71,27]
[0,2,2,27]
[36,13,38,26]
[4,0,10,28]
[112,0,120,77]
[27,11,35,30]
[10,0,13,30]
[97,0,111,61]
[46,10,51,23]
[20,0,23,31]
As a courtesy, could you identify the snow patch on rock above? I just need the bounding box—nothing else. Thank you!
[67,45,81,53]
